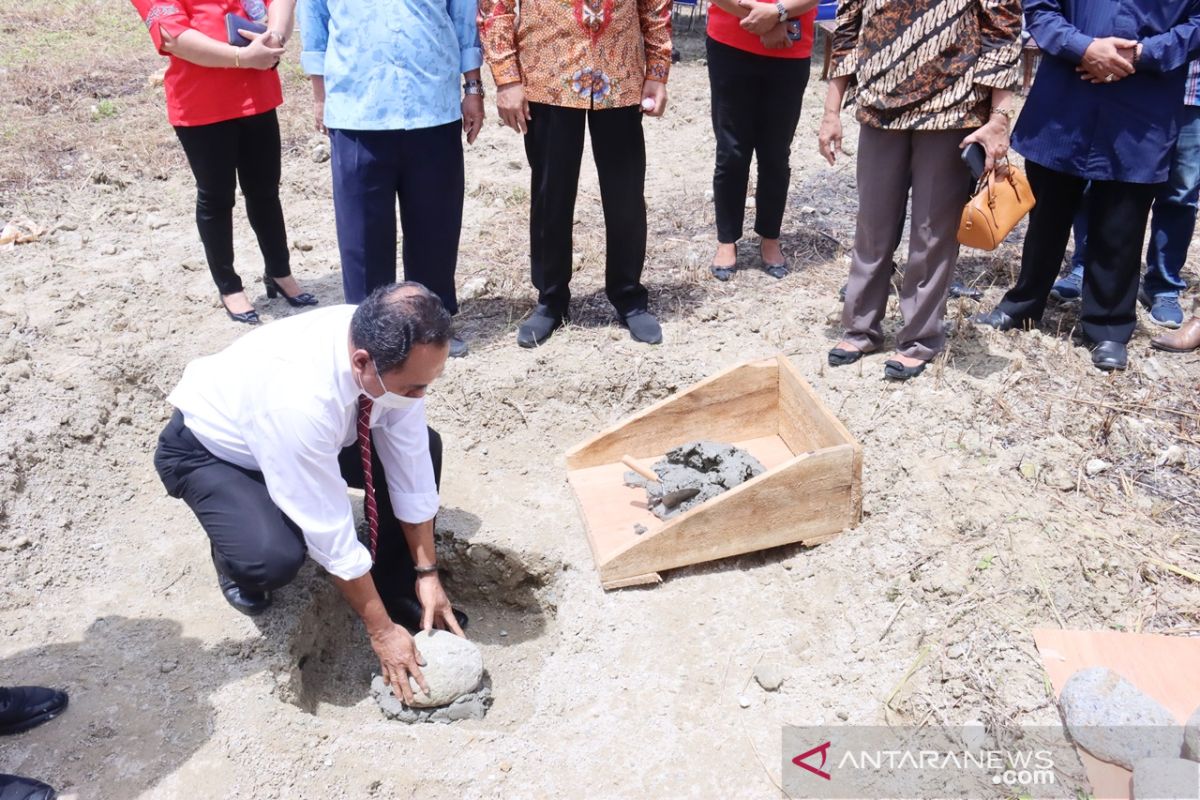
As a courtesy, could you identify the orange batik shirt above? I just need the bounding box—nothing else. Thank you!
[478,0,673,109]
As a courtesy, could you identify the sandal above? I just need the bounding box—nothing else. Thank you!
[883,359,927,380]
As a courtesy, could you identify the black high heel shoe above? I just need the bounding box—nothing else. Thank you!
[220,294,261,325]
[264,274,318,307]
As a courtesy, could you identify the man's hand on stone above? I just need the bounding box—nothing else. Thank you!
[369,623,428,704]
[1078,37,1138,84]
[415,573,465,637]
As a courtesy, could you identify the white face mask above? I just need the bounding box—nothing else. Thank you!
[358,357,421,412]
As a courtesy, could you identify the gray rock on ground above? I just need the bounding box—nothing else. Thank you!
[1059,667,1183,770]
[1184,706,1200,762]
[405,630,484,708]
[753,661,785,692]
[1131,758,1200,800]
[371,674,492,724]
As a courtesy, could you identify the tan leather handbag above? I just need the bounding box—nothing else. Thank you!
[957,165,1036,251]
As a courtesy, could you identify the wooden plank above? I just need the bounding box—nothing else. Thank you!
[567,435,798,571]
[603,572,662,589]
[776,355,854,452]
[1034,629,1200,800]
[599,444,858,585]
[565,359,779,470]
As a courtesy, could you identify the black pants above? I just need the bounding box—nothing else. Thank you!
[152,411,441,610]
[174,110,290,296]
[330,122,464,312]
[999,160,1159,344]
[707,37,810,243]
[523,103,649,316]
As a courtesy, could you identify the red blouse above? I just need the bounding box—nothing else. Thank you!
[707,4,816,59]
[132,0,283,127]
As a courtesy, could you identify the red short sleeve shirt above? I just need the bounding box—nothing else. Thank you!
[707,4,816,59]
[131,0,283,127]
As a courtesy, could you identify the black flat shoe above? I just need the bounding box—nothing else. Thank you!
[264,274,318,307]
[0,774,57,800]
[217,572,271,616]
[517,305,566,348]
[972,307,1023,331]
[220,295,260,325]
[0,687,68,736]
[828,347,868,366]
[1091,340,1128,371]
[620,309,663,345]
[710,264,735,282]
[448,335,468,358]
[948,281,983,300]
[760,246,789,279]
[386,595,469,634]
[883,359,927,380]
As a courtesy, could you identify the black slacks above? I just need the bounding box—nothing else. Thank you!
[999,160,1159,344]
[330,122,464,313]
[523,102,649,316]
[707,37,810,243]
[174,110,291,296]
[153,411,441,609]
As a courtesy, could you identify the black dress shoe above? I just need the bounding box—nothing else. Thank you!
[620,309,663,344]
[883,359,927,380]
[0,687,68,736]
[828,347,867,366]
[948,281,983,300]
[760,246,789,279]
[517,305,565,348]
[972,307,1023,331]
[217,572,272,616]
[0,774,57,800]
[710,264,735,282]
[1091,340,1128,371]
[263,274,318,307]
[448,335,469,359]
[386,595,469,633]
[220,295,261,325]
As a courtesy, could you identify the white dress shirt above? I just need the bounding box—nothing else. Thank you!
[167,305,439,581]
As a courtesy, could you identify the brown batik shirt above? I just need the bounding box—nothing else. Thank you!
[830,0,1022,131]
[478,0,673,109]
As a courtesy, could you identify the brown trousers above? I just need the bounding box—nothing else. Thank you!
[841,125,972,360]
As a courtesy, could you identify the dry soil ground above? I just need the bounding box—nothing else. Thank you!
[1,4,1199,798]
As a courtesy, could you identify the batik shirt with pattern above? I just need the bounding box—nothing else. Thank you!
[829,0,1022,131]
[478,0,673,110]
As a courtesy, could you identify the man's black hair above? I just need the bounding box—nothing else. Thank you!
[350,282,452,373]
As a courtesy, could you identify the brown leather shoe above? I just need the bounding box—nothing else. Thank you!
[1150,316,1200,353]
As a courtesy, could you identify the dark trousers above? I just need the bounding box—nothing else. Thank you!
[523,103,649,316]
[152,411,441,609]
[707,37,810,243]
[174,110,290,296]
[330,122,464,313]
[999,160,1159,344]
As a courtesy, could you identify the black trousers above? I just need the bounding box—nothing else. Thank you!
[523,103,649,316]
[707,37,810,243]
[152,411,441,610]
[330,122,464,313]
[999,160,1159,344]
[174,110,291,296]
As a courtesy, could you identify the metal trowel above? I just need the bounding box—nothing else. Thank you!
[621,455,700,510]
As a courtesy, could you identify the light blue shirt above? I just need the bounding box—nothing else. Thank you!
[299,0,483,131]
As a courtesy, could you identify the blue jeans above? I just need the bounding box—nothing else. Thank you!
[1070,105,1200,294]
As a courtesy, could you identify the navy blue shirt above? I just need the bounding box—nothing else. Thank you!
[1014,0,1200,184]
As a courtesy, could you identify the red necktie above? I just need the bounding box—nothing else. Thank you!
[357,396,379,560]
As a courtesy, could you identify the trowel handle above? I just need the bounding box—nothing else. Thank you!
[620,455,659,483]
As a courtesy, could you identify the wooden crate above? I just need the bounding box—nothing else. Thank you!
[566,355,862,589]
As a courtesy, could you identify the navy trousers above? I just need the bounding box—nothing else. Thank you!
[330,121,464,313]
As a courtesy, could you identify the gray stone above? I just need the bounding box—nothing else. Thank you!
[372,674,492,724]
[753,661,785,692]
[1184,706,1200,762]
[404,630,483,707]
[1157,446,1187,468]
[1086,459,1111,477]
[1059,667,1183,769]
[1131,758,1200,800]
[311,142,331,163]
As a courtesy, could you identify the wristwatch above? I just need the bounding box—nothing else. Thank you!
[775,1,788,22]
[414,563,439,575]
[463,79,484,97]
[991,106,1016,125]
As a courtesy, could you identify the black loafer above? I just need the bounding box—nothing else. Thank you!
[448,335,469,359]
[1091,340,1127,371]
[828,347,867,366]
[386,595,469,634]
[883,359,927,380]
[0,774,57,800]
[620,309,663,345]
[948,281,983,300]
[972,307,1023,331]
[517,305,565,348]
[0,687,68,736]
[217,572,272,616]
[710,264,735,282]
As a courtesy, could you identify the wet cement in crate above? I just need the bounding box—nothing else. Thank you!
[624,440,765,522]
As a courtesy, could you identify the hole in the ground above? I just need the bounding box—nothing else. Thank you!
[280,508,558,726]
